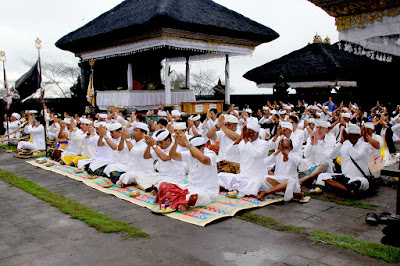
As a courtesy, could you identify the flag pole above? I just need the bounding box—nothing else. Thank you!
[0,51,11,150]
[35,38,48,157]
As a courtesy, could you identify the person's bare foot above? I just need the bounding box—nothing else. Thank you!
[134,184,140,189]
[151,189,157,196]
[177,203,189,212]
[257,191,268,201]
[120,182,126,188]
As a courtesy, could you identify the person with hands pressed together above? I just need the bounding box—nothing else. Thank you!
[17,113,45,153]
[154,132,219,212]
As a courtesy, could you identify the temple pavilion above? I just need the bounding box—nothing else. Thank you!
[55,0,279,110]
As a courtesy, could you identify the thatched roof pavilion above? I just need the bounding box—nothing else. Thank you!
[56,0,279,110]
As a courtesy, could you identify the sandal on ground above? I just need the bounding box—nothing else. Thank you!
[379,212,398,225]
[365,212,379,226]
[292,196,311,203]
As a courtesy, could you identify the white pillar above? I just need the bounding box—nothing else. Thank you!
[185,56,190,89]
[225,54,230,105]
[127,63,133,90]
[165,58,171,106]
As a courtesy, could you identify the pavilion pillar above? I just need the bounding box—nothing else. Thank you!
[127,63,133,90]
[185,56,190,89]
[165,58,172,106]
[225,54,231,105]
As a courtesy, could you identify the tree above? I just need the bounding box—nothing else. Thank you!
[170,69,219,97]
[20,59,80,98]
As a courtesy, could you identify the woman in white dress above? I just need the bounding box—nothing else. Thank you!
[17,114,46,152]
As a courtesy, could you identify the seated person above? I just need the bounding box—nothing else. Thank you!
[218,122,270,197]
[117,122,154,187]
[3,112,22,145]
[257,138,306,202]
[156,133,219,212]
[314,124,370,196]
[17,114,45,153]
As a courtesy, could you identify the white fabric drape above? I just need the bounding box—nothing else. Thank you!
[96,90,195,110]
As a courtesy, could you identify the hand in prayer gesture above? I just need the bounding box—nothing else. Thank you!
[242,123,249,142]
[144,135,156,147]
[217,114,225,128]
[121,128,130,140]
[167,111,173,122]
[187,119,194,128]
[340,128,347,143]
[28,114,33,125]
[70,118,76,130]
[98,125,107,138]
[276,125,282,136]
[177,131,189,146]
[88,123,95,136]
[107,112,113,121]
[130,112,136,122]
[206,110,211,121]
[303,119,309,128]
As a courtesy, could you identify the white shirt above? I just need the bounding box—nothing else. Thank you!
[304,133,337,166]
[215,129,240,163]
[237,138,269,178]
[264,152,301,177]
[150,143,185,184]
[3,120,21,139]
[24,124,46,150]
[181,148,219,199]
[126,139,153,173]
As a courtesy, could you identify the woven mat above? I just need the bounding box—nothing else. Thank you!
[27,158,283,227]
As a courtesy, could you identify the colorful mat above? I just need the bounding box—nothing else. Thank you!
[27,158,283,227]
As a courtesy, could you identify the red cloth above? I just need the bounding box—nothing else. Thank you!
[132,80,142,90]
[155,182,189,210]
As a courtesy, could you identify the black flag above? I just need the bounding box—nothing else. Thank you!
[15,60,41,101]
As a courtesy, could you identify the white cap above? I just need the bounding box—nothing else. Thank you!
[224,114,238,124]
[247,122,260,133]
[153,129,170,141]
[11,113,21,120]
[80,118,91,125]
[171,110,181,117]
[364,122,375,130]
[173,122,187,130]
[107,122,122,131]
[323,106,329,110]
[342,113,351,118]
[262,106,269,111]
[28,110,38,114]
[189,136,207,147]
[158,111,167,117]
[99,113,107,119]
[270,110,277,115]
[64,118,71,124]
[189,114,201,121]
[281,122,293,131]
[94,121,107,128]
[279,110,286,115]
[317,103,322,107]
[307,118,316,124]
[342,107,349,112]
[245,108,252,114]
[285,105,291,110]
[311,106,318,110]
[132,122,149,133]
[317,120,330,128]
[345,123,361,135]
[352,106,358,110]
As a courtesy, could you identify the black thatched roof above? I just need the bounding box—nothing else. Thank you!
[243,42,371,85]
[56,0,279,53]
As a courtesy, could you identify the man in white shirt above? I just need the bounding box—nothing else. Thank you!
[3,113,22,144]
[187,114,204,137]
[218,122,270,197]
[315,123,370,196]
[161,134,219,212]
[299,120,336,188]
[363,122,384,178]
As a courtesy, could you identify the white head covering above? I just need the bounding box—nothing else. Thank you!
[80,118,91,125]
[341,113,351,118]
[245,108,252,114]
[224,114,238,124]
[281,122,293,131]
[317,120,330,128]
[346,123,361,135]
[64,118,71,124]
[189,136,207,147]
[323,106,329,110]
[94,121,107,128]
[158,110,167,117]
[307,118,316,124]
[189,114,201,121]
[364,122,375,130]
[285,105,291,110]
[99,113,107,119]
[270,110,277,115]
[173,122,187,130]
[262,106,269,111]
[247,122,260,133]
[132,122,149,133]
[171,110,181,117]
[153,129,170,141]
[11,113,21,120]
[342,107,349,112]
[279,110,286,115]
[107,122,122,131]
[311,106,318,110]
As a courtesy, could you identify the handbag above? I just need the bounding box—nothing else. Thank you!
[349,156,377,193]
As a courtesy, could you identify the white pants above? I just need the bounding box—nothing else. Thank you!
[218,173,267,197]
[17,141,37,151]
[265,174,300,201]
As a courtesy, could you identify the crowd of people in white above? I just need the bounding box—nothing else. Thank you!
[3,98,400,212]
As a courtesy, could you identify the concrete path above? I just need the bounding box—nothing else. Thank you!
[0,150,394,265]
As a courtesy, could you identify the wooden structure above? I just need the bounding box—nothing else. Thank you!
[182,100,224,115]
[55,0,279,110]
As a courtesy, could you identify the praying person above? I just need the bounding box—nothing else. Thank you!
[17,114,45,153]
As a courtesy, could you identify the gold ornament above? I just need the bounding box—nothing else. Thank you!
[313,33,323,43]
[35,38,42,50]
[0,51,5,62]
[89,58,95,67]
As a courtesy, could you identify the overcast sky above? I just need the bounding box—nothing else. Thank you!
[0,0,338,95]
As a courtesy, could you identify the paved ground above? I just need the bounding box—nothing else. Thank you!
[0,150,397,265]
